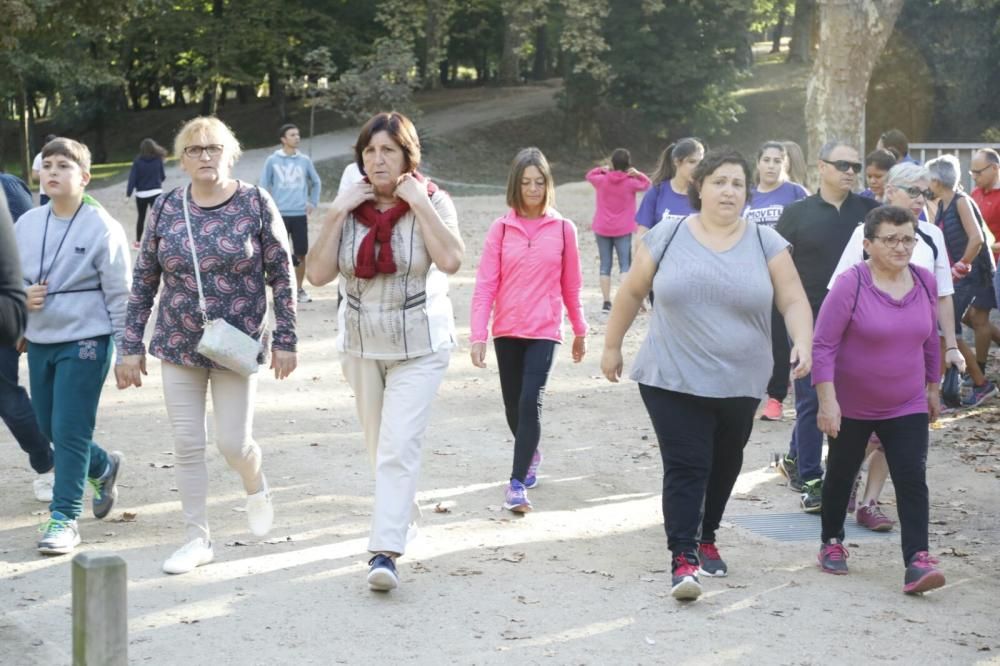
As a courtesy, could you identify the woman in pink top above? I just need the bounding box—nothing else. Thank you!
[813,205,945,595]
[471,147,588,513]
[586,148,650,312]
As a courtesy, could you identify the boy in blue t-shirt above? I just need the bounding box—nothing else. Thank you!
[15,138,131,555]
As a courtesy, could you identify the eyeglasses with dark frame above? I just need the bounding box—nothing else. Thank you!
[900,185,934,200]
[821,159,862,174]
[183,144,225,159]
[871,234,918,249]
[969,164,997,176]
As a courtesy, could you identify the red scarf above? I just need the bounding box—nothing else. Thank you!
[352,173,438,279]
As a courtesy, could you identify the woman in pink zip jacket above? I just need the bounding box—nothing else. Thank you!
[470,147,588,513]
[586,148,651,312]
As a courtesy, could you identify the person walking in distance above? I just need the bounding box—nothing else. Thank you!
[970,149,1000,307]
[774,140,879,512]
[746,141,809,422]
[472,147,588,513]
[586,148,650,312]
[125,138,167,250]
[260,123,322,304]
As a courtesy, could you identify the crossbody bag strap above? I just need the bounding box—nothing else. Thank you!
[181,186,208,323]
[655,216,686,270]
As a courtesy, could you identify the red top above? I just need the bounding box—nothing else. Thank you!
[971,185,1000,262]
[586,167,650,236]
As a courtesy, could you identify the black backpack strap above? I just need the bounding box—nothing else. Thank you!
[910,265,934,304]
[655,216,686,269]
[850,264,862,320]
[914,226,938,261]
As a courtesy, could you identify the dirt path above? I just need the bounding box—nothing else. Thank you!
[3,178,1000,664]
[85,83,559,238]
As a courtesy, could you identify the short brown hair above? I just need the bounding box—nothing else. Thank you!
[506,147,555,215]
[41,138,91,173]
[354,112,421,174]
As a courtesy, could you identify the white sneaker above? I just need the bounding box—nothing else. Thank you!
[33,472,54,503]
[246,475,273,536]
[162,538,214,574]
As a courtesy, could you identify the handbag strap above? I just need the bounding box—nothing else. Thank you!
[181,186,209,324]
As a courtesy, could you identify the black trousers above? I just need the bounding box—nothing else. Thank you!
[493,337,557,482]
[639,384,759,556]
[821,412,930,564]
[766,305,791,401]
[135,194,159,242]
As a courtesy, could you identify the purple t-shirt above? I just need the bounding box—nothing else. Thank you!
[635,182,694,229]
[812,262,939,420]
[745,181,809,228]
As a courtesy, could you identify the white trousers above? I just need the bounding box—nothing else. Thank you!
[161,361,262,542]
[341,348,450,555]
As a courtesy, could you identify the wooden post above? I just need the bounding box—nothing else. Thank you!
[72,552,127,666]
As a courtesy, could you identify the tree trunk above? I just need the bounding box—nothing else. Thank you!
[18,82,31,184]
[805,0,904,188]
[268,69,287,120]
[499,9,521,85]
[787,0,816,63]
[771,7,787,53]
[532,25,547,79]
[173,83,186,107]
[147,83,162,109]
[735,28,754,69]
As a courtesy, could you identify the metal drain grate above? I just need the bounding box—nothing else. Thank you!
[728,512,899,542]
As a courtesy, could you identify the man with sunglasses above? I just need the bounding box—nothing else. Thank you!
[775,140,880,513]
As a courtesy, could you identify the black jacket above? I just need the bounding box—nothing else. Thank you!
[0,188,27,345]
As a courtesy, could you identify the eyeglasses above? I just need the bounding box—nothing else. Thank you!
[821,159,862,174]
[183,144,224,158]
[871,234,918,249]
[901,186,934,200]
[969,164,997,176]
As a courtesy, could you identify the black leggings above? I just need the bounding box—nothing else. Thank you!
[135,194,159,242]
[493,337,557,482]
[767,305,791,401]
[821,412,930,564]
[639,384,759,556]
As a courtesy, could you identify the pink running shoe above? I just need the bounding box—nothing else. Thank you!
[760,398,783,421]
[903,551,945,594]
[818,539,849,575]
[524,449,542,489]
[856,500,895,532]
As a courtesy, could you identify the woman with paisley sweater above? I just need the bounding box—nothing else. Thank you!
[307,111,464,593]
[118,116,297,575]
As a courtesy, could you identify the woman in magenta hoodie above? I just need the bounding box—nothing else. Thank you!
[587,148,651,312]
[470,147,588,513]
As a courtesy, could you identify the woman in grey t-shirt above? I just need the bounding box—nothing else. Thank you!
[601,148,814,602]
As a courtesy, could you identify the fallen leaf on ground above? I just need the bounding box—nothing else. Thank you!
[449,568,483,577]
[226,540,250,547]
[434,503,451,513]
[501,552,525,563]
[149,462,174,469]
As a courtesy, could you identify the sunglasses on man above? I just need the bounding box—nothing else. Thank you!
[821,159,862,174]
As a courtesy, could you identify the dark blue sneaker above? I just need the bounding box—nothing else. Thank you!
[962,381,998,408]
[903,551,945,594]
[89,451,123,520]
[818,538,849,575]
[503,478,532,513]
[671,552,702,600]
[367,554,399,591]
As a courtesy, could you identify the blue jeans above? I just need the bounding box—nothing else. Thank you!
[787,372,824,482]
[595,233,632,275]
[0,345,52,473]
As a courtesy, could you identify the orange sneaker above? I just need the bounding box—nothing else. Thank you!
[760,398,783,421]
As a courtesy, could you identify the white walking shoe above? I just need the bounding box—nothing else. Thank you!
[33,472,54,503]
[162,538,214,574]
[246,475,273,537]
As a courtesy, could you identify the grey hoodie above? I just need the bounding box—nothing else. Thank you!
[14,200,131,352]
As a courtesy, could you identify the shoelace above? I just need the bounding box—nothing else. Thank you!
[38,517,68,535]
[823,543,849,561]
[910,552,939,569]
[673,554,699,576]
[87,476,103,501]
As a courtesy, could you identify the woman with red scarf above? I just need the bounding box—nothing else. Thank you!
[307,112,464,592]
